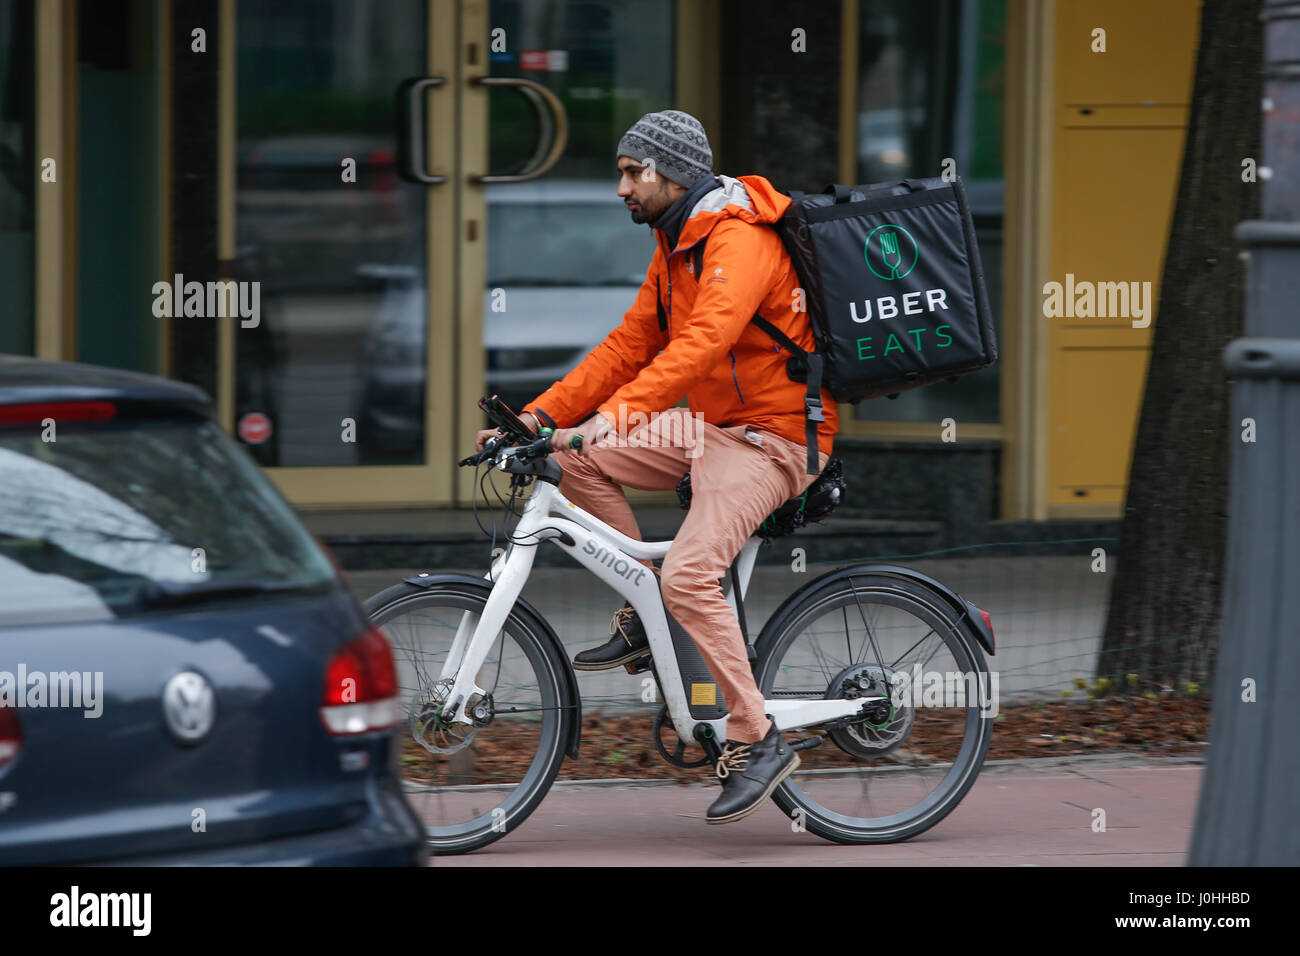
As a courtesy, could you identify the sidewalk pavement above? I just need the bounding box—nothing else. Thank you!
[425,757,1201,866]
[345,567,1200,866]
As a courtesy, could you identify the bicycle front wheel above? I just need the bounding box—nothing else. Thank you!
[366,579,572,854]
[755,569,993,844]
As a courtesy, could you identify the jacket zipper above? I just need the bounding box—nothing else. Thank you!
[664,232,745,404]
[660,232,672,334]
[729,349,745,403]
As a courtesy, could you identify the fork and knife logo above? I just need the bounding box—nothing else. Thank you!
[864,224,919,281]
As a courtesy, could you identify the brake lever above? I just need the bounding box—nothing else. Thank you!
[458,434,506,468]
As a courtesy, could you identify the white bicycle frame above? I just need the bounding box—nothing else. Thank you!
[439,452,882,746]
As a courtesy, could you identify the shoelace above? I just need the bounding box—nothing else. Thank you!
[715,742,752,780]
[610,605,636,645]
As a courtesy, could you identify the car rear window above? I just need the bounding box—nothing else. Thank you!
[0,416,338,625]
[487,202,655,286]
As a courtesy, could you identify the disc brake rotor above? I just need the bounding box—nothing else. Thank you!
[825,663,915,758]
[410,678,482,755]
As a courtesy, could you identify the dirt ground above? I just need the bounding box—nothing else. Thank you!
[401,693,1210,785]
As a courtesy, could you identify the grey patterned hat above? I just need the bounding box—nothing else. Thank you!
[616,109,713,187]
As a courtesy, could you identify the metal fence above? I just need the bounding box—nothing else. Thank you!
[355,535,1212,781]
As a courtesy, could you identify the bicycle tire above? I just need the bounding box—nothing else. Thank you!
[366,579,573,854]
[754,568,993,845]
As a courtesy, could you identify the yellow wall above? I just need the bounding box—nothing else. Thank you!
[1046,0,1200,515]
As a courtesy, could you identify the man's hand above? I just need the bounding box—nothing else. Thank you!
[475,411,540,451]
[552,413,613,457]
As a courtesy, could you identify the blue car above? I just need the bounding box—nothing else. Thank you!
[0,356,425,865]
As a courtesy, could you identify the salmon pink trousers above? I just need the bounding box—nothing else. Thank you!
[555,407,828,744]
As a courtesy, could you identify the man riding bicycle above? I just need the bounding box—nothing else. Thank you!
[475,109,839,825]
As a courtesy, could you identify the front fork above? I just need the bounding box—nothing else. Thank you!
[438,540,537,726]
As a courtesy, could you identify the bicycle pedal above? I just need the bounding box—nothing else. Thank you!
[622,655,653,675]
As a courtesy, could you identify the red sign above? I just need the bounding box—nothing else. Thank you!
[237,412,273,445]
[519,50,547,71]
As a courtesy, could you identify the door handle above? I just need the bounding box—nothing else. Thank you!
[470,76,568,183]
[396,76,448,184]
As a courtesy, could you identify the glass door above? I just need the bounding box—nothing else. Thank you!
[232,0,452,505]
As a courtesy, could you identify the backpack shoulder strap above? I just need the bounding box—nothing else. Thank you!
[684,225,824,476]
[752,315,824,476]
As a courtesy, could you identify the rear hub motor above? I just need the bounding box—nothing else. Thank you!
[824,663,914,757]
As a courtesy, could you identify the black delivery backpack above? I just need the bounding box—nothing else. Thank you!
[737,175,997,473]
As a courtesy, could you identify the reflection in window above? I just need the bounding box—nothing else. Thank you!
[0,420,336,624]
[235,0,427,467]
[719,0,841,192]
[488,196,655,286]
[487,0,674,180]
[0,0,34,356]
[856,0,1004,425]
[482,1,672,418]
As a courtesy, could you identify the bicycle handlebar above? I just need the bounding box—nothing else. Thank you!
[459,395,584,468]
[458,431,575,469]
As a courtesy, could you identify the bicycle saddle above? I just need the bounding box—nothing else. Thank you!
[675,457,846,541]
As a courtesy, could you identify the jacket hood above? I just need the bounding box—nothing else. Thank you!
[672,174,792,250]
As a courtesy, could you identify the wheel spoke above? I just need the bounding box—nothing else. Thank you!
[368,585,569,854]
[761,574,991,844]
[846,575,890,677]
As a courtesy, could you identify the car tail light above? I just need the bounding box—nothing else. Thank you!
[319,627,401,735]
[0,401,117,426]
[0,706,22,773]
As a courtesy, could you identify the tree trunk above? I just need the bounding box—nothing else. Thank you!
[1096,0,1262,687]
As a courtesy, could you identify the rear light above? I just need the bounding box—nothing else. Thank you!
[0,705,22,773]
[0,401,116,426]
[319,627,401,735]
[976,606,996,653]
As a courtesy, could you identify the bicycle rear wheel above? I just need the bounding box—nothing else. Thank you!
[755,569,993,844]
[366,579,572,854]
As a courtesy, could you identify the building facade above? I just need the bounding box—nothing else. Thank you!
[0,0,1201,521]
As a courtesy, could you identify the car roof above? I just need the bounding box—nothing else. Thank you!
[485,179,626,204]
[0,355,214,417]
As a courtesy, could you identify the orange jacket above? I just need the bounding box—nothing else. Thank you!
[523,174,838,459]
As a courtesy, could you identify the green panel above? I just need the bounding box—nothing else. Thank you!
[970,0,1005,181]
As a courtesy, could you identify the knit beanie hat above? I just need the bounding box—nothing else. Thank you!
[616,110,713,187]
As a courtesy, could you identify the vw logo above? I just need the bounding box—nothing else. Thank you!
[162,671,216,744]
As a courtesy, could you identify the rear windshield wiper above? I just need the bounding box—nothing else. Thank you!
[134,576,322,609]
